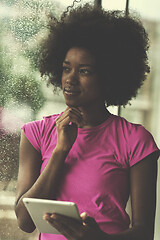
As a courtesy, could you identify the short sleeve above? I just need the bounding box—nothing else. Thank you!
[128,125,160,167]
[21,120,43,152]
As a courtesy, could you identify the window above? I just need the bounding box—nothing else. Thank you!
[0,1,94,239]
[102,1,160,240]
[0,0,159,239]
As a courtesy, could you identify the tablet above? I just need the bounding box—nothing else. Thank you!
[23,197,81,234]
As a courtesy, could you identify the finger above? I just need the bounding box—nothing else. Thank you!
[69,107,83,117]
[53,214,84,230]
[80,212,88,221]
[63,106,83,116]
[56,108,83,123]
[83,216,99,228]
[80,212,89,226]
[68,108,85,127]
[65,108,83,120]
[43,213,52,222]
[55,108,70,123]
[56,111,82,127]
[44,213,84,239]
[55,110,73,124]
[57,116,78,128]
[55,108,84,129]
[44,214,72,237]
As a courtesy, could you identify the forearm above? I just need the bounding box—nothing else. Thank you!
[103,225,153,240]
[15,147,69,232]
[22,147,68,199]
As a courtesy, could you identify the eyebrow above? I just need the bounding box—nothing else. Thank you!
[63,60,94,67]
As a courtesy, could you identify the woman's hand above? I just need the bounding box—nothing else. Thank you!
[55,107,84,152]
[43,212,107,240]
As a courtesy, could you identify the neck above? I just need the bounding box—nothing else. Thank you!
[78,103,110,128]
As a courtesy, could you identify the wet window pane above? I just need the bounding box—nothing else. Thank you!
[0,0,159,239]
[103,1,160,240]
[0,0,93,239]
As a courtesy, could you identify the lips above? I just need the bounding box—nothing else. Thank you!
[64,87,81,96]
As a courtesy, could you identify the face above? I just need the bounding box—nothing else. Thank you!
[62,47,103,108]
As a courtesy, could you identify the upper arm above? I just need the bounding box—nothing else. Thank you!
[130,151,159,239]
[15,130,42,204]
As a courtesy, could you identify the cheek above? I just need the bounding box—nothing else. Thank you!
[82,85,101,102]
[61,75,65,88]
[85,78,101,94]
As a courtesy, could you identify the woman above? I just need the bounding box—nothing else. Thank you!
[15,3,159,240]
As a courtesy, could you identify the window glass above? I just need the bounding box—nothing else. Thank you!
[0,0,159,239]
[127,2,160,240]
[0,0,91,239]
[102,0,126,10]
[102,1,160,240]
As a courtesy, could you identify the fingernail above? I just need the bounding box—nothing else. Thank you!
[51,213,56,219]
[43,215,49,221]
[43,213,51,220]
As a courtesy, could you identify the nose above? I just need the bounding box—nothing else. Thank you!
[66,70,79,85]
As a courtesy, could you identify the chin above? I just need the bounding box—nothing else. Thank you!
[65,100,81,108]
[66,102,80,108]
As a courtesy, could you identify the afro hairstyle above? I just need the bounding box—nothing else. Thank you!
[39,3,150,106]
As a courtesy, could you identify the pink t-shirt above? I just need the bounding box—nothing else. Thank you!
[22,113,159,240]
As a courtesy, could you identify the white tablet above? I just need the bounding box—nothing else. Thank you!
[23,197,81,234]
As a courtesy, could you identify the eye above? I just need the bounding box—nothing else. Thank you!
[79,68,91,75]
[62,66,71,73]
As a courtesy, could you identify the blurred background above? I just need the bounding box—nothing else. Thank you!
[0,0,159,239]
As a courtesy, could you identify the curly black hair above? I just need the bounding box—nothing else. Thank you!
[39,3,150,106]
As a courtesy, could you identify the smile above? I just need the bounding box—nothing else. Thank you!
[64,88,81,96]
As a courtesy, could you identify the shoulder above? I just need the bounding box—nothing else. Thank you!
[21,113,61,152]
[112,114,159,148]
[110,114,159,166]
[21,113,61,134]
[111,114,151,138]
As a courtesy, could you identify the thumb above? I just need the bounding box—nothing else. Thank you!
[80,213,98,228]
[84,216,98,227]
[80,212,88,221]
